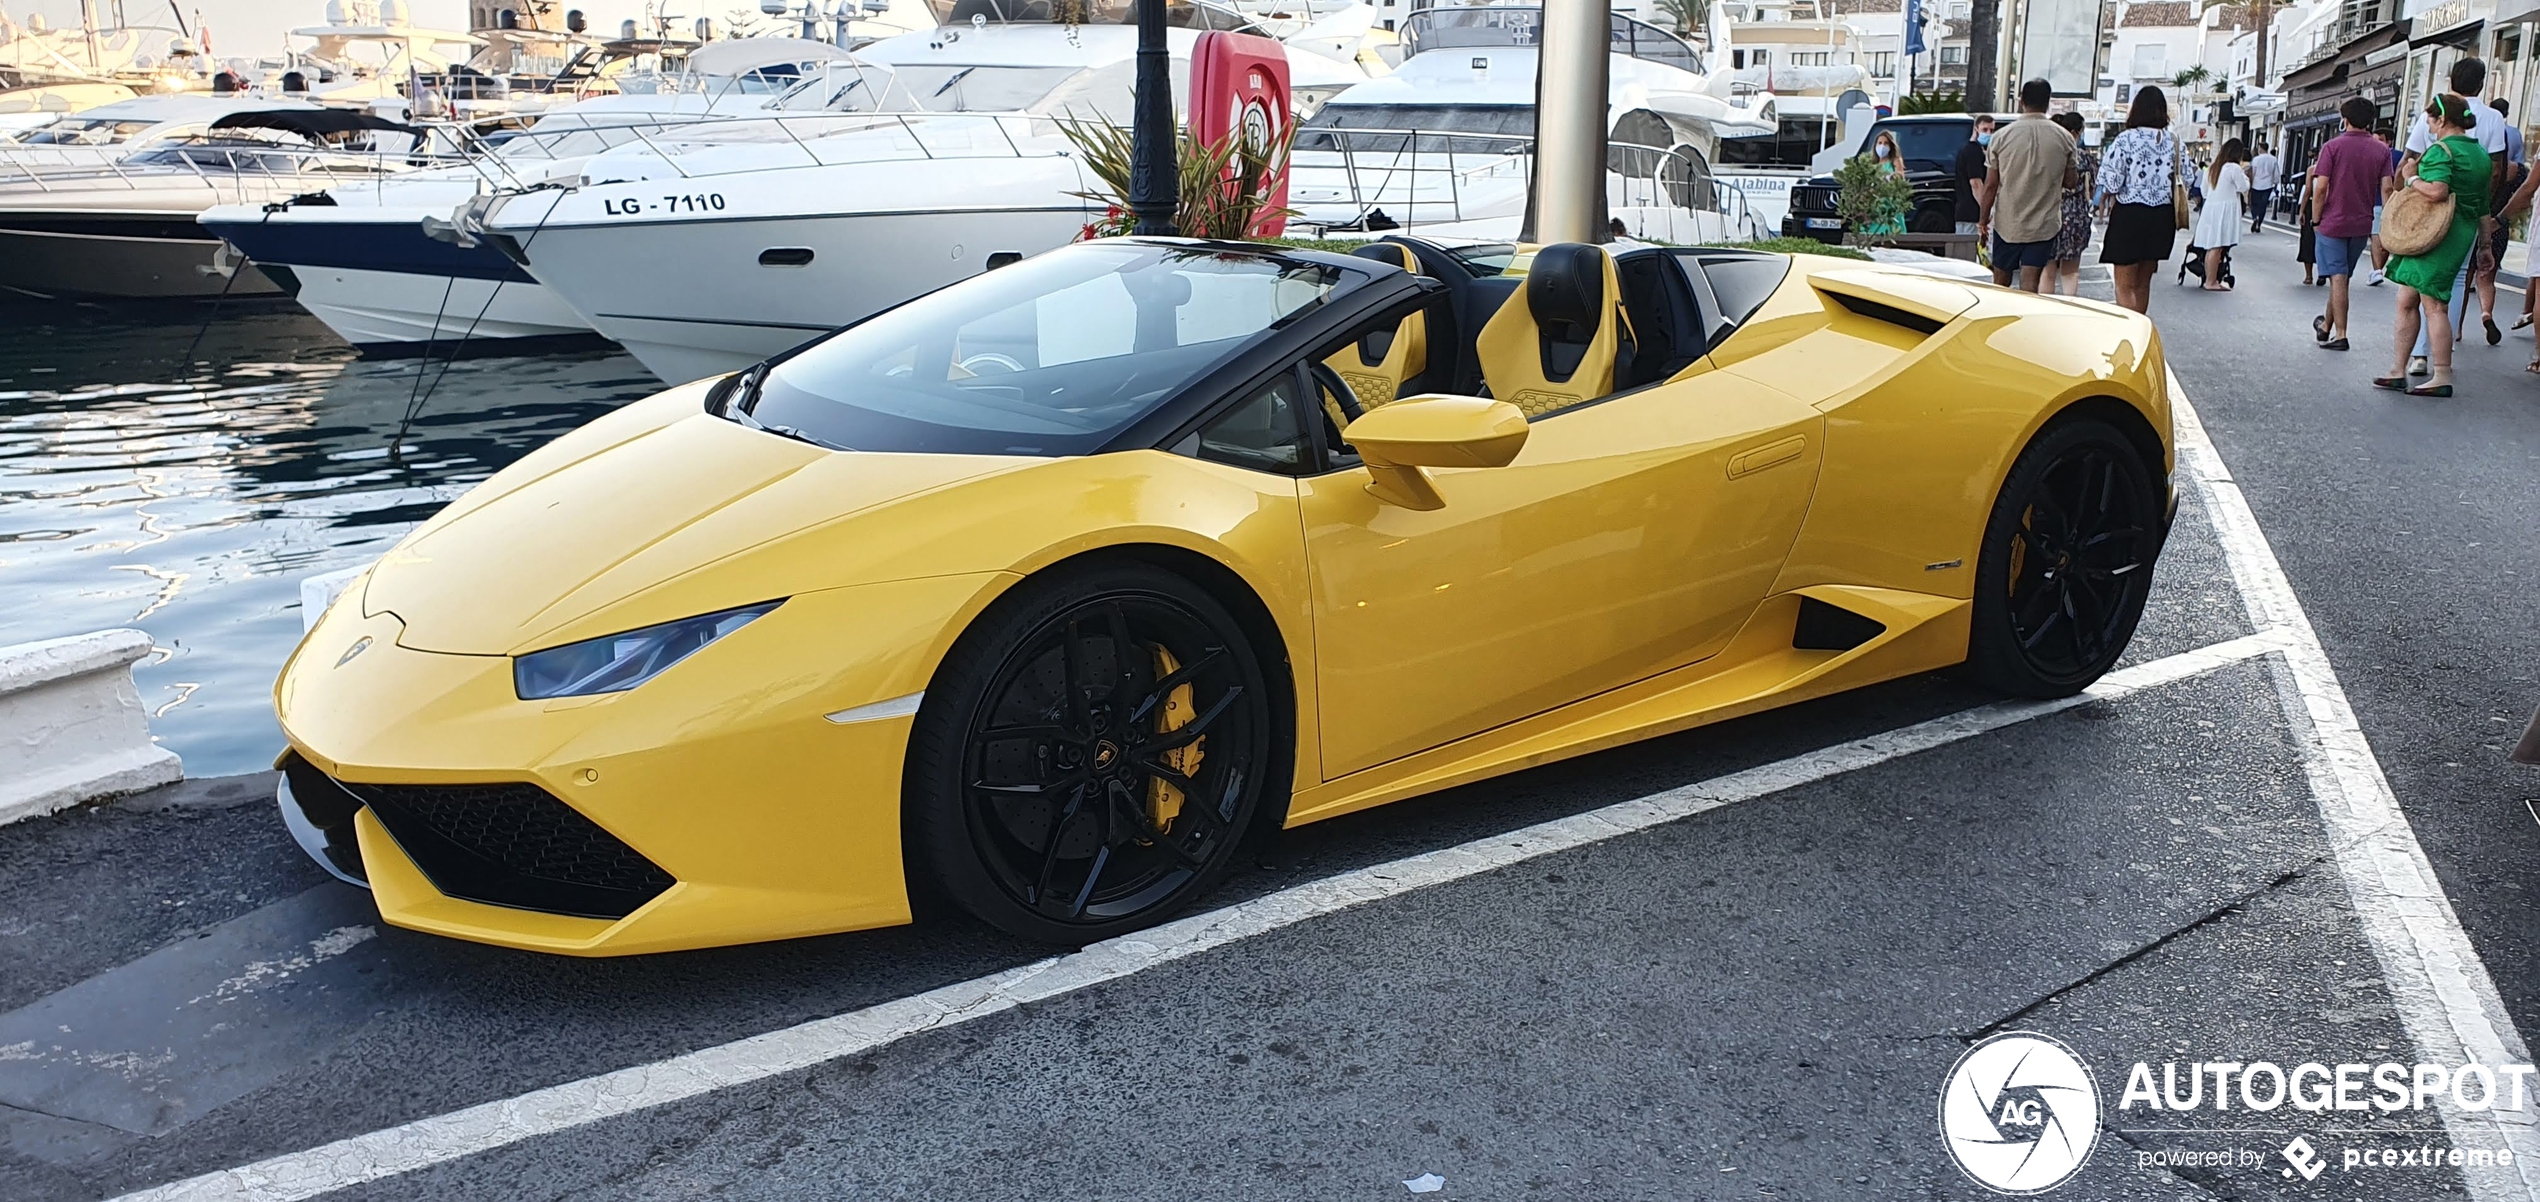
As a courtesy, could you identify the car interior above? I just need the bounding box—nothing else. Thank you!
[1297,236,1793,462]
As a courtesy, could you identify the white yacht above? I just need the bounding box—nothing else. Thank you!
[0,93,326,171]
[1285,1,1774,242]
[480,0,1372,384]
[1706,0,1880,232]
[198,39,869,351]
[0,107,440,298]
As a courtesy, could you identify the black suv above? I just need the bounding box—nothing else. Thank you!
[1782,114,1981,242]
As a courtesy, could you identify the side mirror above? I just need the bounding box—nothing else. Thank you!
[1341,394,1528,509]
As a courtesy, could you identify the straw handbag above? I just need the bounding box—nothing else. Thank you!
[2380,184,2455,257]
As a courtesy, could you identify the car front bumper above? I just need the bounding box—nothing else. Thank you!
[275,571,1009,956]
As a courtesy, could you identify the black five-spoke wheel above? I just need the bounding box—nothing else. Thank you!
[1969,416,2161,697]
[908,564,1275,943]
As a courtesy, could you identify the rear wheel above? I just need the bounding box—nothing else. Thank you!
[906,564,1275,944]
[1966,416,2160,697]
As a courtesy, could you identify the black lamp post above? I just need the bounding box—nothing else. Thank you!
[1128,0,1179,235]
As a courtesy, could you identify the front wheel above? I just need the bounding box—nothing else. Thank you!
[905,564,1276,944]
[1966,416,2161,697]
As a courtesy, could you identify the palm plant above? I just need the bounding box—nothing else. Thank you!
[1057,115,1299,240]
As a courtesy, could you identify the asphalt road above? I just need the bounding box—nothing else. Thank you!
[0,241,2532,1201]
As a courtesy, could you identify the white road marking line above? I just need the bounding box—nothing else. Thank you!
[2171,391,2540,1200]
[111,639,2290,1202]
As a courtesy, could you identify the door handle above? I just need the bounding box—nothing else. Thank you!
[1727,435,1807,479]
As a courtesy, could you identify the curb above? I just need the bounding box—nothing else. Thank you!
[0,629,184,827]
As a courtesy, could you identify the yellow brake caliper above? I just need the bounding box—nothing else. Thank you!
[1147,646,1203,834]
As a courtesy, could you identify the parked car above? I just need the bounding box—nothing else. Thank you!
[1783,114,1983,242]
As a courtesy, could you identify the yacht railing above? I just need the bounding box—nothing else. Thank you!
[0,137,473,202]
[569,111,1061,183]
[1290,127,1754,238]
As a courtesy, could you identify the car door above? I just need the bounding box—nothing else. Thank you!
[1298,259,1825,780]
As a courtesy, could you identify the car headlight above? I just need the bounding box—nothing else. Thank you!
[513,601,782,700]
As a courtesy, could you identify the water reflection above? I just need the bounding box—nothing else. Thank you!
[0,301,661,776]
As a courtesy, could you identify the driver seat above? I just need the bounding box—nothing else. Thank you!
[1475,243,1631,418]
[1323,242,1431,410]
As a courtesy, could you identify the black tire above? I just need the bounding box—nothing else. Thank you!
[1966,416,2161,697]
[905,563,1277,944]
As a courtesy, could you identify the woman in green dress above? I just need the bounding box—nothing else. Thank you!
[1857,130,1910,237]
[2379,93,2492,397]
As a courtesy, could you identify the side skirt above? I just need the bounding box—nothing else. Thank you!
[1283,585,1972,826]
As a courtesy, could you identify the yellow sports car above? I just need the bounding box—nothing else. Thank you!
[274,236,2175,955]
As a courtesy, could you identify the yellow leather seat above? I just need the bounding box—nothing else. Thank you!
[1324,242,1430,411]
[1475,243,1629,419]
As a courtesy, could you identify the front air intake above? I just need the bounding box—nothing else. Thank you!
[339,777,675,919]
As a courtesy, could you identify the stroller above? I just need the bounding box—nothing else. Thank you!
[2179,241,2236,288]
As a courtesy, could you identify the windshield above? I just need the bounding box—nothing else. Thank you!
[18,118,161,145]
[1869,119,1970,174]
[744,241,1348,456]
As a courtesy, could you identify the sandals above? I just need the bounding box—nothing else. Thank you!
[2516,314,2534,330]
[2406,381,2454,397]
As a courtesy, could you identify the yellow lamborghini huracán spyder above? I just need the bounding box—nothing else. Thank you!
[275,237,2176,954]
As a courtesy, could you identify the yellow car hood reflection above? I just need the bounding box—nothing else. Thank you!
[365,386,1022,655]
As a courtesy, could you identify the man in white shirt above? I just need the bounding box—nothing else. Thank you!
[2403,57,2512,373]
[2247,142,2281,231]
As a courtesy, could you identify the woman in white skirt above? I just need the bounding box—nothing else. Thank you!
[2190,138,2251,291]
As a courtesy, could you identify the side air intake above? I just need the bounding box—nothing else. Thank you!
[1793,596,1888,652]
[1828,292,1944,335]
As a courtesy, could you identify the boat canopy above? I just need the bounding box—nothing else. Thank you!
[684,36,859,78]
[209,108,418,137]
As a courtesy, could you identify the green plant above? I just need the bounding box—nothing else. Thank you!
[1832,153,1914,245]
[1897,90,1967,115]
[2171,65,2214,91]
[1057,115,1299,240]
[1721,237,1873,259]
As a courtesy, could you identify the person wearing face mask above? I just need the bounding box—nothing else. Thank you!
[1954,114,1997,235]
[1857,129,1909,237]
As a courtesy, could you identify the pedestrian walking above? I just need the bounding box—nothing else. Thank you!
[2096,87,2182,314]
[2186,139,2249,291]
[2249,140,2282,232]
[1955,114,1996,237]
[2402,57,2511,375]
[2296,169,2319,285]
[2377,93,2492,397]
[1977,80,2078,292]
[2310,97,2394,351]
[2473,102,2526,344]
[2044,111,2096,296]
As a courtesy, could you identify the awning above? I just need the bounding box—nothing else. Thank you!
[208,109,418,137]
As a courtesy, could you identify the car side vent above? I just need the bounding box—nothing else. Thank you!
[1794,596,1888,652]
[1830,292,1945,336]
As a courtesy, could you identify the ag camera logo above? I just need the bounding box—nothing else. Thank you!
[1939,1032,2104,1194]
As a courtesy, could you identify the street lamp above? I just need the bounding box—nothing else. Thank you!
[1130,0,1179,235]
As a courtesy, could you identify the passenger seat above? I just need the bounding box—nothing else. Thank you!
[1474,243,1633,417]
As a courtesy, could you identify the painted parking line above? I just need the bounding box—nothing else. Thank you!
[111,628,2290,1202]
[2169,391,2540,1199]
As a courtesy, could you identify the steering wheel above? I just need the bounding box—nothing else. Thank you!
[958,352,1025,375]
[1308,360,1365,424]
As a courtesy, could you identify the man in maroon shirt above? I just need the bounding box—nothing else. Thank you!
[2309,97,2396,350]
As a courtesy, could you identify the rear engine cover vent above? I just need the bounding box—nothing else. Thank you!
[1793,596,1888,652]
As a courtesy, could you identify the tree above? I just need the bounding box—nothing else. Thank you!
[2172,64,2214,93]
[1653,0,1703,36]
[1968,0,1997,112]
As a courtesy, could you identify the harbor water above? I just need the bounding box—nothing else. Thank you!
[0,300,660,777]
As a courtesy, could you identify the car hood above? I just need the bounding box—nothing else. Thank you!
[363,382,1028,655]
